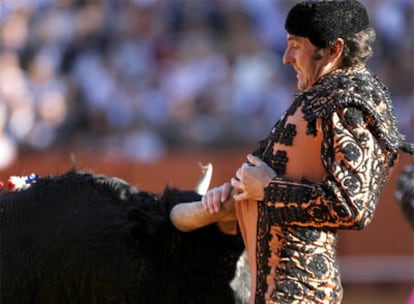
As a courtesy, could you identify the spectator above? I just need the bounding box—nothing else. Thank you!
[0,0,412,162]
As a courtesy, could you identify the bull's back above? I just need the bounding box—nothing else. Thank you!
[0,171,245,304]
[0,173,143,303]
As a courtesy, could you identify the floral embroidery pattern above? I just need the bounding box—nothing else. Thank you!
[252,99,302,176]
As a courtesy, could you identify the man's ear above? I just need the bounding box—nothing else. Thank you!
[330,38,344,60]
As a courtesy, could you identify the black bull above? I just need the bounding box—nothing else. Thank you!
[0,171,246,304]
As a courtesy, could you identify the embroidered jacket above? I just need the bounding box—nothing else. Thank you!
[248,65,412,303]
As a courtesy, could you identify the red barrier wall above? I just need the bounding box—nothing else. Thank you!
[1,148,412,257]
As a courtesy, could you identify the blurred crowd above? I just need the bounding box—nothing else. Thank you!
[0,0,413,166]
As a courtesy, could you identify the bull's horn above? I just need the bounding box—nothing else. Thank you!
[194,162,213,195]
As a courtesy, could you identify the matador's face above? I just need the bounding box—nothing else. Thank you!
[283,34,334,92]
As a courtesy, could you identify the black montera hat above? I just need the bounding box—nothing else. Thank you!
[285,0,370,48]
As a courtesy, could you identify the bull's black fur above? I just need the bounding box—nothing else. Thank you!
[0,171,245,304]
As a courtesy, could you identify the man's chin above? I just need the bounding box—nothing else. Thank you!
[297,80,312,91]
[297,83,307,92]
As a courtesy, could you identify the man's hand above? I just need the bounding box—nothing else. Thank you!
[171,182,236,234]
[231,154,276,201]
[201,182,233,214]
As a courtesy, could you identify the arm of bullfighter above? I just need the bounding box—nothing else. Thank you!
[170,182,238,235]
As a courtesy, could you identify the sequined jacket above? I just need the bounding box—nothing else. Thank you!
[248,65,412,303]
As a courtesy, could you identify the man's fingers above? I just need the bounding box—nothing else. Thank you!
[247,154,268,169]
[201,195,209,212]
[231,177,243,191]
[202,192,214,214]
[202,186,226,214]
[233,191,246,201]
[246,154,259,165]
[221,183,232,202]
[211,190,221,213]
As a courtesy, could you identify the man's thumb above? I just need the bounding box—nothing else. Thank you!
[247,154,260,166]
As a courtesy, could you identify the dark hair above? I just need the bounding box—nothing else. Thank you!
[341,27,376,67]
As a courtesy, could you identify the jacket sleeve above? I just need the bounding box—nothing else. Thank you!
[262,106,397,230]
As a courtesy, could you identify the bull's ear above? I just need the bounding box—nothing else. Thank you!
[194,163,213,195]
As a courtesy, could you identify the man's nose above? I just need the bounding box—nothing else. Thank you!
[283,49,293,65]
